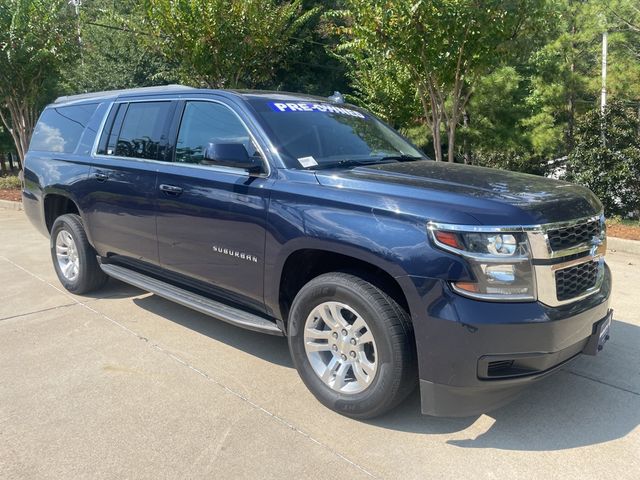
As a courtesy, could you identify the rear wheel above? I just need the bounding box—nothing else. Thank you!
[50,214,108,294]
[288,272,416,419]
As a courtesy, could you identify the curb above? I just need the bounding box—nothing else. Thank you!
[0,199,22,211]
[608,237,640,256]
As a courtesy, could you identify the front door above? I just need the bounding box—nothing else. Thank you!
[155,100,271,311]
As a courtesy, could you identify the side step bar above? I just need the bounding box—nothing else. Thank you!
[100,263,283,336]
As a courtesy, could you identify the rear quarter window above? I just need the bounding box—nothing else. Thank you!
[30,103,99,153]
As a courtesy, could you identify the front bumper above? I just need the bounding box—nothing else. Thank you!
[404,264,612,417]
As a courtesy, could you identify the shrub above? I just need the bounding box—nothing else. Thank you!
[565,102,640,218]
[0,175,21,190]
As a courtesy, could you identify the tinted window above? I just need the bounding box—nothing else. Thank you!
[30,103,98,153]
[175,101,255,165]
[114,102,172,160]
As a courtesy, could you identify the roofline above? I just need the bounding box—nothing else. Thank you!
[53,84,195,105]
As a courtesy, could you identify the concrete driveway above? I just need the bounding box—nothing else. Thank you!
[0,208,638,479]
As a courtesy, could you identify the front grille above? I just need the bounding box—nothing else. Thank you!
[555,261,599,301]
[547,219,600,252]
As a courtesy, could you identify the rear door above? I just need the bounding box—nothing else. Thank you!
[83,100,176,264]
[155,99,272,311]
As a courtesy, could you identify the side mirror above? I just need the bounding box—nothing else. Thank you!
[203,143,264,174]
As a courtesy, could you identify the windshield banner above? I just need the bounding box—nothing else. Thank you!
[268,102,366,118]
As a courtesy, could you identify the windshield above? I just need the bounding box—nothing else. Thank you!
[246,98,426,169]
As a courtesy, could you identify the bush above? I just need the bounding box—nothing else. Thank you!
[565,102,640,218]
[0,175,21,189]
[472,149,549,176]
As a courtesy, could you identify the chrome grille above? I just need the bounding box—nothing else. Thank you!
[555,260,599,301]
[547,219,600,252]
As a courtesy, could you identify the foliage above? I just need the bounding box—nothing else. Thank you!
[61,0,179,93]
[0,0,79,165]
[331,0,547,161]
[0,123,12,152]
[565,101,640,217]
[142,0,318,88]
[0,173,20,189]
[271,0,350,96]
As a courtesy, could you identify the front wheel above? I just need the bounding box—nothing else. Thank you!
[288,272,416,419]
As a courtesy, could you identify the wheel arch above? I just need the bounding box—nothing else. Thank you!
[274,246,413,332]
[43,192,81,233]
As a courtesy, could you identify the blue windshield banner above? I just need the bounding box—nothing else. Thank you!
[268,102,366,118]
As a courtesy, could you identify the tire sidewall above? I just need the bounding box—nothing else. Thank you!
[50,215,92,293]
[288,278,401,417]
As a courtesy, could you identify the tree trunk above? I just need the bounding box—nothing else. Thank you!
[0,154,5,175]
[567,20,576,150]
[447,120,456,163]
[432,117,442,162]
[462,110,471,164]
[417,81,442,161]
[0,98,35,169]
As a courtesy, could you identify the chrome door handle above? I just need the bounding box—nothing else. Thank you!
[94,170,109,181]
[159,184,183,195]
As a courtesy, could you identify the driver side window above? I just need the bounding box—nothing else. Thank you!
[175,101,256,165]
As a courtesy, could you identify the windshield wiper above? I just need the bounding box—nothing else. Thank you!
[312,158,396,170]
[377,154,424,162]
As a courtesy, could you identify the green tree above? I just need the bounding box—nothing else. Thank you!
[523,0,604,158]
[566,101,640,216]
[143,0,318,88]
[332,0,546,162]
[271,0,350,96]
[62,0,179,93]
[0,0,79,165]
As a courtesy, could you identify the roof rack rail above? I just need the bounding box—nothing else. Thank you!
[54,84,195,104]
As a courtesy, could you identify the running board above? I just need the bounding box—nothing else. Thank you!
[99,263,283,336]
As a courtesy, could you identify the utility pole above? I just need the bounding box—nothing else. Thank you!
[69,0,83,64]
[601,30,608,115]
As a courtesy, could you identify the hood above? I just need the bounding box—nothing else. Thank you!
[314,161,602,225]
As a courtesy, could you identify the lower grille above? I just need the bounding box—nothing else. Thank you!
[487,360,515,376]
[555,261,599,301]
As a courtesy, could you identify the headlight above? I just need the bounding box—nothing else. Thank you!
[428,226,536,301]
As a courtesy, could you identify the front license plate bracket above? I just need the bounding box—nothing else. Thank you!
[582,309,613,356]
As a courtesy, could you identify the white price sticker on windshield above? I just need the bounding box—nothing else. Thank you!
[298,156,318,168]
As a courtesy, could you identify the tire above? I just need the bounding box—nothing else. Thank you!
[50,214,108,294]
[288,272,417,419]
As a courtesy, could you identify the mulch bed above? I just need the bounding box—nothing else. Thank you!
[607,222,640,241]
[1,186,639,241]
[0,189,21,202]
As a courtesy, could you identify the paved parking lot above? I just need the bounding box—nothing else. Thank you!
[0,208,638,479]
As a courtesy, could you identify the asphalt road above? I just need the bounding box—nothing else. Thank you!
[1,208,638,479]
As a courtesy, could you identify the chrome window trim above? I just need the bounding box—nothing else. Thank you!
[428,213,607,306]
[90,97,272,178]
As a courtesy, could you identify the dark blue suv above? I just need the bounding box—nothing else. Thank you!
[23,86,612,418]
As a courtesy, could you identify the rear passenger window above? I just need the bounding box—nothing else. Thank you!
[113,102,172,160]
[30,103,98,153]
